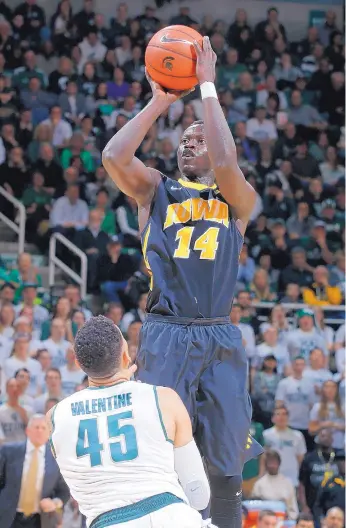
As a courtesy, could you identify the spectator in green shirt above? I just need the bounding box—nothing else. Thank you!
[12,50,47,90]
[92,188,117,236]
[60,132,94,173]
[217,48,247,90]
[21,171,52,244]
[7,253,42,303]
[0,266,9,288]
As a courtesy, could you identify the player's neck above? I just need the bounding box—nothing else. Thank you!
[180,172,214,187]
[88,371,130,388]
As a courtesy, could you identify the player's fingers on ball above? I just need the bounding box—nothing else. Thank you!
[193,39,202,55]
[205,36,211,52]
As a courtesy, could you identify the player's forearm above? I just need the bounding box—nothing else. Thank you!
[202,96,256,220]
[103,98,168,167]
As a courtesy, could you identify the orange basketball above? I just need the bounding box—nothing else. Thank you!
[145,25,203,91]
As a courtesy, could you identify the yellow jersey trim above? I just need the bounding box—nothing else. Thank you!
[178,178,217,191]
[142,224,153,290]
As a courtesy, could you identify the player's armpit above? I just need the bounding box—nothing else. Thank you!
[102,153,161,206]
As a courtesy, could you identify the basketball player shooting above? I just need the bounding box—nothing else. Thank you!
[102,36,263,528]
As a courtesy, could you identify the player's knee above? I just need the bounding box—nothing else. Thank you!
[208,474,242,499]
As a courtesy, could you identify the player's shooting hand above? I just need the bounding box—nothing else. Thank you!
[193,36,217,84]
[146,69,194,108]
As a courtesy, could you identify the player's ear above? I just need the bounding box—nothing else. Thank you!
[75,356,81,369]
[121,338,131,369]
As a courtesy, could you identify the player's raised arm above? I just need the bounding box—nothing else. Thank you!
[102,76,187,205]
[194,37,256,226]
[157,387,210,511]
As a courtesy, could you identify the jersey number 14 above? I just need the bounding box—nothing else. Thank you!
[76,411,138,466]
[174,226,220,260]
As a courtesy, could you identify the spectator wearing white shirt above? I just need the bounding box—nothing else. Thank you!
[64,284,93,321]
[34,368,64,413]
[9,316,42,356]
[268,304,294,345]
[276,357,315,450]
[122,292,147,334]
[287,309,328,363]
[230,303,256,359]
[257,74,288,110]
[60,347,85,396]
[0,378,29,445]
[41,105,72,148]
[314,307,335,354]
[14,285,49,336]
[35,348,52,394]
[263,405,307,487]
[252,449,299,520]
[0,302,15,340]
[0,333,11,366]
[78,28,107,73]
[50,183,89,231]
[309,380,345,450]
[334,324,345,351]
[246,106,278,144]
[41,318,70,369]
[303,348,333,404]
[251,355,281,430]
[255,324,291,376]
[14,368,35,412]
[115,35,132,67]
[335,348,345,375]
[4,334,41,397]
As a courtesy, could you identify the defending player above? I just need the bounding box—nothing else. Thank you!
[47,316,211,528]
[102,37,263,527]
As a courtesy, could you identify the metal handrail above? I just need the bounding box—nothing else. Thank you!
[0,186,26,254]
[49,233,88,298]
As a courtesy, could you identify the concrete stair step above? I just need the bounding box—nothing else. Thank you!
[37,266,63,289]
[0,241,38,254]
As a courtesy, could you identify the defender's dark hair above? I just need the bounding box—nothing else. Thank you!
[74,315,123,378]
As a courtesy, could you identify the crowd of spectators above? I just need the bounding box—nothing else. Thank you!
[0,0,344,527]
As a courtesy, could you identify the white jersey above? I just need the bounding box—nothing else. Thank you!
[51,381,187,525]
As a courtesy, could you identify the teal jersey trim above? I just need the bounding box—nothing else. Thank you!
[48,404,58,458]
[90,493,183,527]
[153,386,173,444]
[86,381,127,390]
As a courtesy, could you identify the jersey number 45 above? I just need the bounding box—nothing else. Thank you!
[76,411,138,466]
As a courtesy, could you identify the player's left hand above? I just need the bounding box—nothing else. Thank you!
[193,36,217,84]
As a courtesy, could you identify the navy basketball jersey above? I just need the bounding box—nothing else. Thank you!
[142,175,243,318]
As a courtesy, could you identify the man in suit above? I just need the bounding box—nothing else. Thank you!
[0,414,70,528]
[75,209,111,292]
[58,80,90,126]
